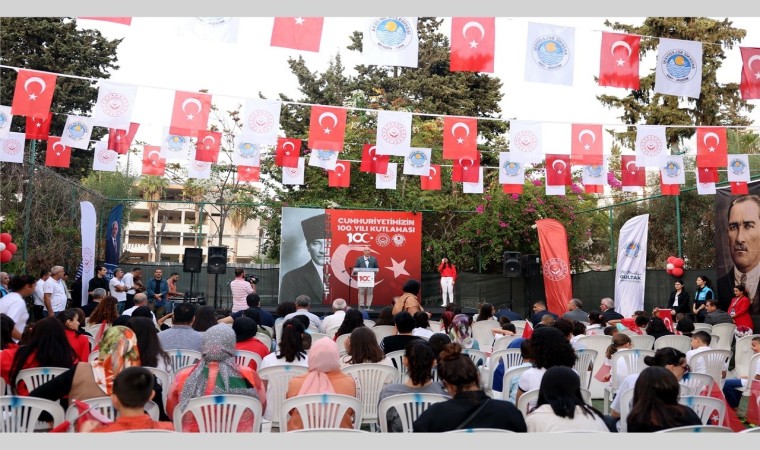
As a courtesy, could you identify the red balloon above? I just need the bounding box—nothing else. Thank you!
[667,256,676,264]
[672,267,684,277]
[0,233,11,245]
[5,242,17,254]
[0,249,12,263]
[666,268,673,275]
[673,258,685,268]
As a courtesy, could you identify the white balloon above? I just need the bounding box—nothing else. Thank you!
[666,263,675,270]
[0,243,5,251]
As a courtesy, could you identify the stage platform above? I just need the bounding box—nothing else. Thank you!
[259,304,478,321]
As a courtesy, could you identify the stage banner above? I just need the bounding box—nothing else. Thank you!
[104,204,123,280]
[614,214,649,318]
[81,201,96,307]
[278,207,422,307]
[535,218,572,315]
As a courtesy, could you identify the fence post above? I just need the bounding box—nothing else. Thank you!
[21,140,37,271]
[609,208,615,270]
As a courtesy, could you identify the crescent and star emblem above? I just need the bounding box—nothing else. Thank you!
[181,98,203,120]
[610,40,632,66]
[24,77,47,100]
[462,21,485,49]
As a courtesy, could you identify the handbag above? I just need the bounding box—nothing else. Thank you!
[454,399,491,430]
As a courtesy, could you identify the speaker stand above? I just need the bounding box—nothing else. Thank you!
[213,273,220,310]
[187,272,195,298]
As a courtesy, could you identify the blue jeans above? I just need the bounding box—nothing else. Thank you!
[722,378,744,408]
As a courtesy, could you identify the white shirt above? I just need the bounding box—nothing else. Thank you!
[33,279,47,306]
[686,346,714,374]
[321,310,346,334]
[0,291,29,339]
[122,272,135,294]
[734,264,760,301]
[122,305,158,326]
[109,277,127,302]
[43,277,68,312]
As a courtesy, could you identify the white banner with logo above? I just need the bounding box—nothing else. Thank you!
[81,201,96,306]
[614,214,649,318]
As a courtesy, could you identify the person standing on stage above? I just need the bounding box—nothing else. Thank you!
[438,257,457,307]
[353,246,379,310]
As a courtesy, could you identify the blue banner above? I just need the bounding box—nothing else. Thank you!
[104,204,123,280]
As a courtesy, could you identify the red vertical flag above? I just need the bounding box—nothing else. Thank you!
[11,69,57,117]
[659,173,680,196]
[169,91,211,137]
[360,144,389,174]
[570,123,603,165]
[44,137,71,168]
[621,155,645,187]
[535,219,572,315]
[731,181,749,195]
[502,184,523,195]
[740,47,760,100]
[442,116,478,160]
[450,17,495,73]
[696,127,728,168]
[194,130,221,163]
[270,17,324,52]
[697,167,719,183]
[238,166,260,183]
[545,154,572,185]
[108,123,140,154]
[142,146,166,176]
[328,160,351,188]
[25,112,53,140]
[421,164,441,191]
[308,105,346,151]
[276,137,301,168]
[598,32,640,90]
[451,154,480,183]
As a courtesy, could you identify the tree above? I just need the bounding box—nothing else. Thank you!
[136,176,167,262]
[0,17,122,179]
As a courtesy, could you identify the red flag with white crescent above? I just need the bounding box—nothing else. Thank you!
[169,90,211,137]
[450,17,495,73]
[545,154,571,186]
[621,155,645,187]
[360,144,389,174]
[421,164,441,191]
[44,137,71,168]
[142,145,166,176]
[696,127,727,168]
[536,219,572,315]
[570,123,603,165]
[11,69,57,117]
[452,154,480,183]
[598,32,640,90]
[25,112,53,141]
[740,47,760,100]
[443,116,478,159]
[748,379,760,425]
[276,137,301,168]
[308,105,346,151]
[328,160,351,188]
[108,122,140,155]
[656,309,675,332]
[195,130,221,163]
[238,165,260,183]
[697,166,719,184]
[521,320,533,339]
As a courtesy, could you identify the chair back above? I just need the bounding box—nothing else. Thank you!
[167,348,202,373]
[174,394,263,432]
[363,320,376,328]
[384,350,407,383]
[678,395,726,425]
[471,320,496,352]
[609,349,654,390]
[692,323,713,334]
[15,367,68,392]
[257,364,309,429]
[427,321,441,333]
[573,348,598,390]
[653,335,692,354]
[144,366,172,406]
[377,393,449,432]
[710,335,721,347]
[740,425,760,433]
[279,393,363,432]
[744,353,760,398]
[576,334,613,398]
[335,333,350,356]
[679,372,714,397]
[734,334,760,378]
[0,375,6,396]
[629,335,655,350]
[274,320,285,344]
[710,323,736,351]
[64,396,118,431]
[87,335,98,352]
[371,325,396,344]
[516,389,539,418]
[655,425,733,433]
[491,335,519,353]
[462,348,488,367]
[486,349,524,393]
[235,350,264,371]
[689,349,732,388]
[618,387,635,432]
[341,363,399,428]
[1,396,65,432]
[309,332,330,343]
[255,333,273,352]
[497,365,531,401]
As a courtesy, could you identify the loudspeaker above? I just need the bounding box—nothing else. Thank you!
[503,251,522,278]
[207,246,228,274]
[522,254,541,277]
[183,248,203,273]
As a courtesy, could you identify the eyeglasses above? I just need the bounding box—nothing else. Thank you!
[681,364,690,373]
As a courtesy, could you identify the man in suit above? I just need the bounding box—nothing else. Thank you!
[279,213,328,304]
[562,298,589,323]
[353,246,379,310]
[105,220,120,265]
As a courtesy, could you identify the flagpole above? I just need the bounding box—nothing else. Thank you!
[675,195,682,258]
[21,139,37,271]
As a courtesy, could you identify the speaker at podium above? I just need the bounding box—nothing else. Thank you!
[350,267,379,309]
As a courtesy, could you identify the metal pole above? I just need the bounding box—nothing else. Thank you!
[675,195,683,258]
[21,140,37,270]
[609,208,615,270]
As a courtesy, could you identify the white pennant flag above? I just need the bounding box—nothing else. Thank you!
[635,125,668,168]
[232,135,261,166]
[376,162,398,190]
[499,152,525,185]
[362,17,419,68]
[654,38,703,99]
[92,82,137,129]
[582,157,608,186]
[0,105,13,138]
[282,157,305,185]
[308,149,338,170]
[660,155,685,185]
[242,99,281,145]
[696,181,716,195]
[727,154,750,183]
[545,184,565,196]
[509,120,543,163]
[462,167,484,194]
[161,129,194,161]
[524,22,575,86]
[177,17,240,43]
[614,214,649,318]
[92,141,118,172]
[622,186,643,193]
[376,110,412,156]
[188,160,212,179]
[60,115,94,150]
[80,201,97,307]
[403,147,431,176]
[0,132,26,163]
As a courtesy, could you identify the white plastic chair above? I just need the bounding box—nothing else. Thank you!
[235,350,264,370]
[309,332,330,342]
[603,349,654,414]
[377,392,449,432]
[491,335,520,353]
[738,353,760,398]
[516,389,539,417]
[1,396,65,432]
[654,335,692,354]
[679,372,715,397]
[173,394,263,432]
[471,320,497,352]
[335,333,350,356]
[678,395,726,426]
[576,334,613,399]
[692,323,713,333]
[255,333,273,352]
[445,428,516,433]
[629,335,655,350]
[739,425,760,433]
[257,364,309,429]
[15,367,68,392]
[167,348,202,373]
[287,427,370,433]
[617,386,635,432]
[371,325,396,344]
[385,350,407,383]
[363,320,376,328]
[710,335,721,348]
[573,348,598,390]
[144,366,172,407]
[462,348,488,367]
[734,334,760,378]
[710,323,736,351]
[497,365,530,401]
[341,363,399,432]
[279,393,363,432]
[274,320,285,344]
[427,321,441,332]
[0,376,6,396]
[486,349,524,396]
[655,425,733,433]
[87,335,98,352]
[689,349,732,389]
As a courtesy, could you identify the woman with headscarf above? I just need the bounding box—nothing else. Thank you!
[167,323,266,432]
[448,313,479,350]
[285,337,357,430]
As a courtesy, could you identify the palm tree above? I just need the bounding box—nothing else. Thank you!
[227,190,257,263]
[137,176,168,262]
[182,179,209,247]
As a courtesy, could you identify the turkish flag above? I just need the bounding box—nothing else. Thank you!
[169,91,211,137]
[521,321,533,339]
[328,160,351,188]
[421,164,441,191]
[270,17,324,52]
[696,127,727,167]
[44,137,71,168]
[585,184,604,194]
[450,17,495,73]
[11,69,57,117]
[25,112,53,140]
[570,123,603,165]
[502,184,523,195]
[697,166,719,183]
[536,219,572,315]
[598,32,640,90]
[142,146,166,176]
[195,130,222,163]
[276,137,301,168]
[740,47,760,100]
[452,155,480,183]
[442,116,478,159]
[308,105,346,151]
[731,181,749,195]
[659,174,680,196]
[238,165,260,183]
[621,155,645,187]
[619,318,643,335]
[108,122,140,154]
[360,144,389,174]
[748,379,760,425]
[545,154,571,186]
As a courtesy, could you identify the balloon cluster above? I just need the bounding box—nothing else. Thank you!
[665,256,685,277]
[0,233,18,264]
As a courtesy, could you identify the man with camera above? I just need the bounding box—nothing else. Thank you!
[230,268,257,313]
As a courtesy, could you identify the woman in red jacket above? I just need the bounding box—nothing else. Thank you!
[729,284,754,331]
[438,257,457,307]
[57,309,91,363]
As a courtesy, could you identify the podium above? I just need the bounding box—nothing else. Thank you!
[350,267,379,308]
